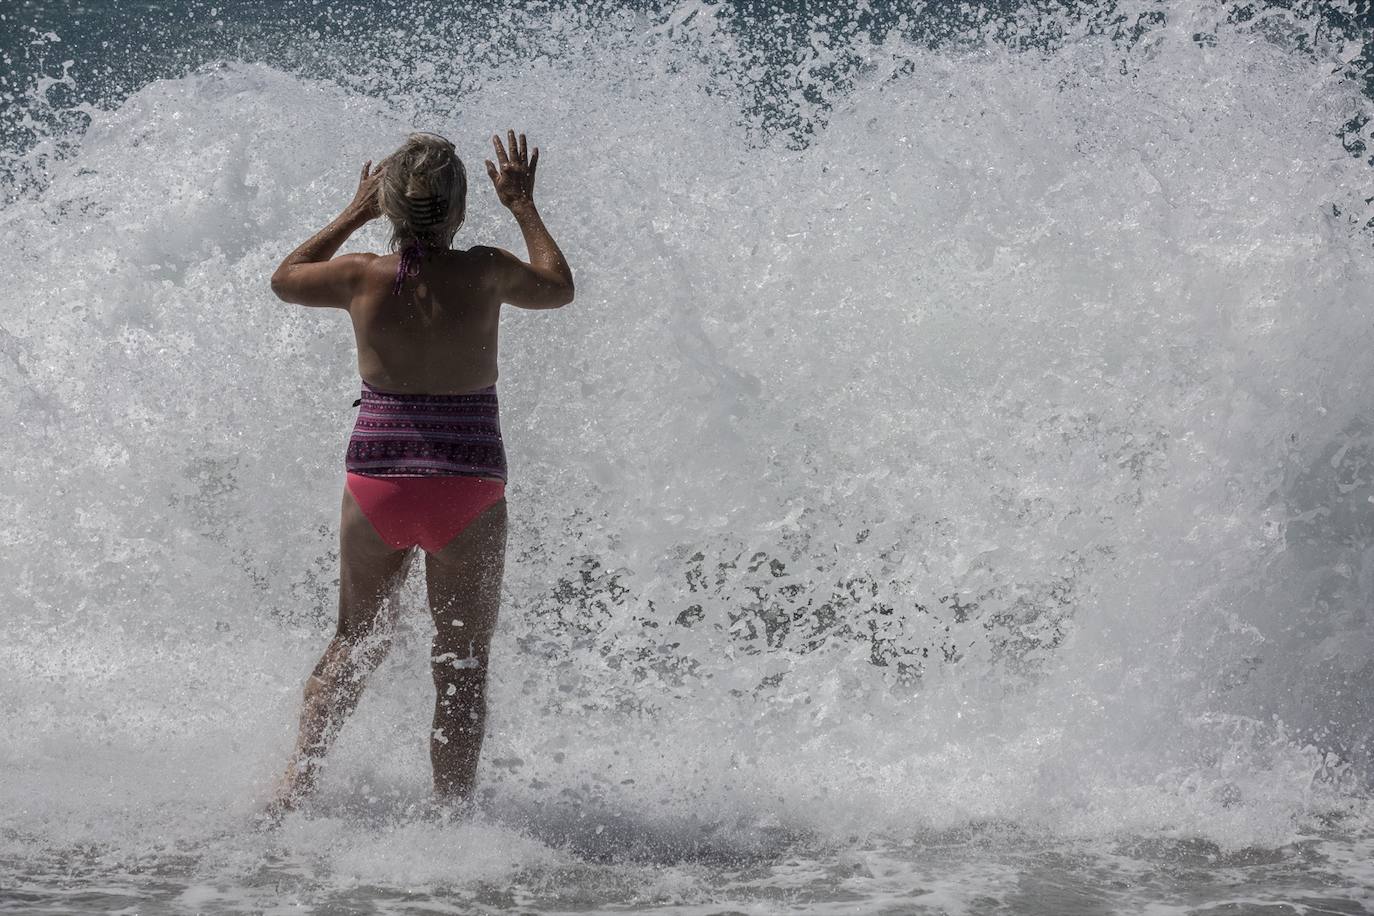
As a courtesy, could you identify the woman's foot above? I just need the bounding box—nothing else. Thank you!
[423,789,478,825]
[263,761,316,823]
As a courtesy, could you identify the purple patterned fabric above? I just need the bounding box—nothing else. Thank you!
[346,380,507,480]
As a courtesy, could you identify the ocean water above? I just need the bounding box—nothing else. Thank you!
[3,1,1374,913]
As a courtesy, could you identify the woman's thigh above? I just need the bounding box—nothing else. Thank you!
[338,483,415,639]
[424,499,507,650]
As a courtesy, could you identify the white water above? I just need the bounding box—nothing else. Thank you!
[2,2,1373,911]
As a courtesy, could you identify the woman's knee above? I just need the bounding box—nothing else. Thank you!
[431,640,488,676]
[430,634,491,694]
[315,630,393,681]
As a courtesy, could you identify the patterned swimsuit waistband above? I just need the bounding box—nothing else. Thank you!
[348,379,506,480]
[359,380,498,403]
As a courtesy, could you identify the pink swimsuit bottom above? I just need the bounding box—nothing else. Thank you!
[345,473,504,553]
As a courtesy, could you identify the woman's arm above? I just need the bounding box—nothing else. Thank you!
[483,131,574,310]
[270,161,383,309]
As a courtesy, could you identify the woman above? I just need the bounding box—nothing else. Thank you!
[267,130,573,815]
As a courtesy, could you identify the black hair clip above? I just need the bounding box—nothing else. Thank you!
[407,194,448,227]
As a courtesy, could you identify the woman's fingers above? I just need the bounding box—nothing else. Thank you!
[529,147,538,179]
[484,159,499,185]
[492,130,535,179]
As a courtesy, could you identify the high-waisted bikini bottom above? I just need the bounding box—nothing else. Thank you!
[345,472,505,554]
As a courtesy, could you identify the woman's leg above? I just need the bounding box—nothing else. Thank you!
[271,484,415,813]
[423,497,508,805]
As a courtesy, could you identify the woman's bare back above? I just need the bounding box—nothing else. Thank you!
[349,247,507,395]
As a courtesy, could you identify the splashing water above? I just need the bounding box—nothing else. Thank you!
[2,1,1373,912]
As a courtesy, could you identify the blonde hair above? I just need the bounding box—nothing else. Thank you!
[377,132,467,251]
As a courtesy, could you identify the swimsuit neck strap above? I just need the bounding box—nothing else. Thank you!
[392,239,427,296]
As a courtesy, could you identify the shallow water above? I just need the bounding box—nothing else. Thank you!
[6,822,1374,914]
[3,1,1374,912]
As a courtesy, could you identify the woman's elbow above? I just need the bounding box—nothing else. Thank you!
[269,271,297,303]
[536,281,573,309]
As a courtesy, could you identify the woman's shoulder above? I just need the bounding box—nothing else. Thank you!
[445,246,508,284]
